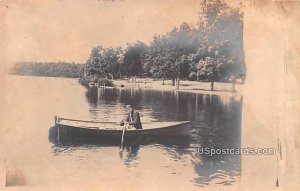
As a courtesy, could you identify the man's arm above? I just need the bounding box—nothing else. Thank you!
[118,114,129,125]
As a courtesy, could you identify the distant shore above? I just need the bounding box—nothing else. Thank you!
[112,78,243,96]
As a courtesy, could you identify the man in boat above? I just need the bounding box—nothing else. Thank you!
[118,105,143,129]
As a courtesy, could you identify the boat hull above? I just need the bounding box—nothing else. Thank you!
[57,122,191,139]
[53,116,191,145]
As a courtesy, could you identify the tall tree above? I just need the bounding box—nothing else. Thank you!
[122,41,147,81]
[86,46,125,79]
[192,0,244,89]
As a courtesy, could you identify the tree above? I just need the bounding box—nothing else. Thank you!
[197,57,221,91]
[144,23,198,88]
[11,62,83,78]
[86,46,105,77]
[122,41,147,81]
[85,46,125,80]
[196,0,245,82]
[81,0,245,88]
[172,55,191,89]
[188,53,199,81]
[104,47,123,79]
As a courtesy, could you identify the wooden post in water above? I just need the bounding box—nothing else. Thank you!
[54,116,57,125]
[57,124,60,142]
[54,116,60,142]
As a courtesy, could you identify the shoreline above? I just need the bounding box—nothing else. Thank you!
[7,75,243,96]
[112,78,243,96]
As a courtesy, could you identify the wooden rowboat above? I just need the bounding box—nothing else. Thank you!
[54,116,191,140]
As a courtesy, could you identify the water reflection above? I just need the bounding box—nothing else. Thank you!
[119,143,140,167]
[50,85,242,187]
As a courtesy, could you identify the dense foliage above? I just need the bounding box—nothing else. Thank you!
[11,62,83,78]
[83,0,245,89]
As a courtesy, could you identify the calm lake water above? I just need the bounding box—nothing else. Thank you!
[2,76,242,189]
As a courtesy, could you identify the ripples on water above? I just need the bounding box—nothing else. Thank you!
[49,79,242,187]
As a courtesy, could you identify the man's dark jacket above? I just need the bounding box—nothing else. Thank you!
[120,110,143,129]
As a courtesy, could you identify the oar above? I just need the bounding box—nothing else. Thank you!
[120,123,127,152]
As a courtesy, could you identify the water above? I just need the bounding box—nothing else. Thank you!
[1,76,242,189]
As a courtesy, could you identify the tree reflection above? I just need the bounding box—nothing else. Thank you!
[56,86,242,186]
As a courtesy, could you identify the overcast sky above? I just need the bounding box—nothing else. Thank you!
[1,0,203,66]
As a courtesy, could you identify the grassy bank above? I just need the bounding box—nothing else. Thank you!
[112,78,243,96]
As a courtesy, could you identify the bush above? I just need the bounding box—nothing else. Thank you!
[79,78,89,85]
[98,78,113,87]
[79,76,113,87]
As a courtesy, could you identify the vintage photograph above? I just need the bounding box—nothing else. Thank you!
[1,0,300,190]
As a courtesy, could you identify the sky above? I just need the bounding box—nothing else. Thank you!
[1,0,203,67]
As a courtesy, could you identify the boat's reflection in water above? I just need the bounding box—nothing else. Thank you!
[47,86,242,187]
[48,126,190,156]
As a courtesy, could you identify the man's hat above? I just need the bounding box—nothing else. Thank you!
[125,105,132,111]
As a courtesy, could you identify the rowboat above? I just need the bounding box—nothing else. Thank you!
[54,116,191,140]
